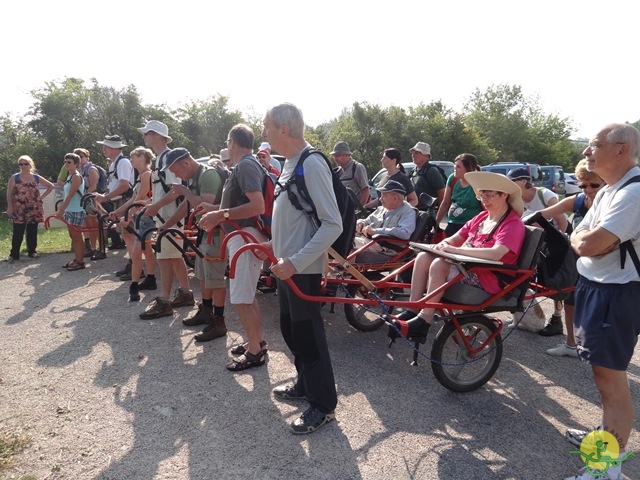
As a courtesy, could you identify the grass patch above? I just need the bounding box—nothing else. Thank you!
[0,218,70,258]
[0,430,31,473]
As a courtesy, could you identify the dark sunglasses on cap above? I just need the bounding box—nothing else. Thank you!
[578,183,602,189]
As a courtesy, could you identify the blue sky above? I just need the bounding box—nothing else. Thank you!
[3,0,639,139]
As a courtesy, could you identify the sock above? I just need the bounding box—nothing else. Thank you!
[214,305,225,317]
[131,281,139,287]
[146,274,155,280]
[202,298,213,308]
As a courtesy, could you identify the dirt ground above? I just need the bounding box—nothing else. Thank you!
[1,251,639,480]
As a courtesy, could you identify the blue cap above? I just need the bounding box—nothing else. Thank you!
[507,167,531,181]
[163,148,190,171]
[378,179,406,196]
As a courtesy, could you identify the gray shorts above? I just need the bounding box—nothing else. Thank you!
[195,235,228,289]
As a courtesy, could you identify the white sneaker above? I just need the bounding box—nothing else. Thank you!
[565,428,589,447]
[564,467,622,479]
[547,342,578,357]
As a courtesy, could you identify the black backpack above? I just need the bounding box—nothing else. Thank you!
[277,148,356,258]
[525,212,578,300]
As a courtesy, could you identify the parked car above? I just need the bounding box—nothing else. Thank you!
[481,162,544,187]
[369,161,454,200]
[564,173,582,196]
[540,165,566,196]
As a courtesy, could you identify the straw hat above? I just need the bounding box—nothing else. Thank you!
[464,171,524,216]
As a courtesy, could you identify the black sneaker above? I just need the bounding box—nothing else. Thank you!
[129,285,140,302]
[91,251,107,261]
[538,315,563,336]
[116,261,132,277]
[273,384,306,401]
[290,406,335,435]
[120,271,145,282]
[137,276,157,291]
[108,242,127,250]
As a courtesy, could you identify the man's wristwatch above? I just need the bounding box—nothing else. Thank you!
[223,209,230,219]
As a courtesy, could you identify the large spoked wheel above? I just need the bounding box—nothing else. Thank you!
[431,315,502,392]
[343,283,396,332]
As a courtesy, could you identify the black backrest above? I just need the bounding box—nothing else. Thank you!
[410,209,434,243]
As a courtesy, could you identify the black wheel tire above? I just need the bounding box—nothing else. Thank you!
[343,284,393,332]
[430,315,502,393]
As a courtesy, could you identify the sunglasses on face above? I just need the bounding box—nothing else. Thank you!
[579,183,602,189]
[18,163,29,166]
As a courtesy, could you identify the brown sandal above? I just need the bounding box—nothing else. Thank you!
[66,260,86,271]
[230,340,267,356]
[226,350,266,371]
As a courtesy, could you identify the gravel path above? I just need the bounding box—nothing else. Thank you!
[1,252,639,479]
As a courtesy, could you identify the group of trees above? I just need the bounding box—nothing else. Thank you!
[2,78,636,211]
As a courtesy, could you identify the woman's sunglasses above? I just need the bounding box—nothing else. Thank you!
[578,183,602,189]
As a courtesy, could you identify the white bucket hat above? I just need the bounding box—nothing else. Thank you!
[96,135,127,149]
[137,120,172,142]
[409,142,431,155]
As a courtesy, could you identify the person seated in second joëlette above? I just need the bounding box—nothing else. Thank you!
[354,180,416,264]
[388,171,525,343]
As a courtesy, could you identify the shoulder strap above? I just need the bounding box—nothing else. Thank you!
[537,188,547,207]
[13,173,21,183]
[616,175,640,276]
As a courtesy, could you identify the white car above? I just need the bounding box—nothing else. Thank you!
[564,173,582,196]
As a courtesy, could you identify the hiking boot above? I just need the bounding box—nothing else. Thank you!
[139,297,174,320]
[129,284,140,302]
[273,384,306,401]
[290,406,335,435]
[194,316,227,342]
[137,276,157,291]
[170,288,195,308]
[546,342,578,357]
[182,303,213,326]
[116,261,132,277]
[538,315,563,336]
[108,241,127,250]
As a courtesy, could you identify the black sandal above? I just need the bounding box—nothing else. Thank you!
[230,340,267,356]
[226,350,266,371]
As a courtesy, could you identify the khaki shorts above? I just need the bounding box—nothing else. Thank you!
[154,218,184,260]
[195,235,227,289]
[227,227,267,305]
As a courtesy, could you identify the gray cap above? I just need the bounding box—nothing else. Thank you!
[330,141,352,155]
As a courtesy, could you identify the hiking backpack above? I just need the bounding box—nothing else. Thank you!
[255,163,277,240]
[276,148,356,258]
[83,163,109,194]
